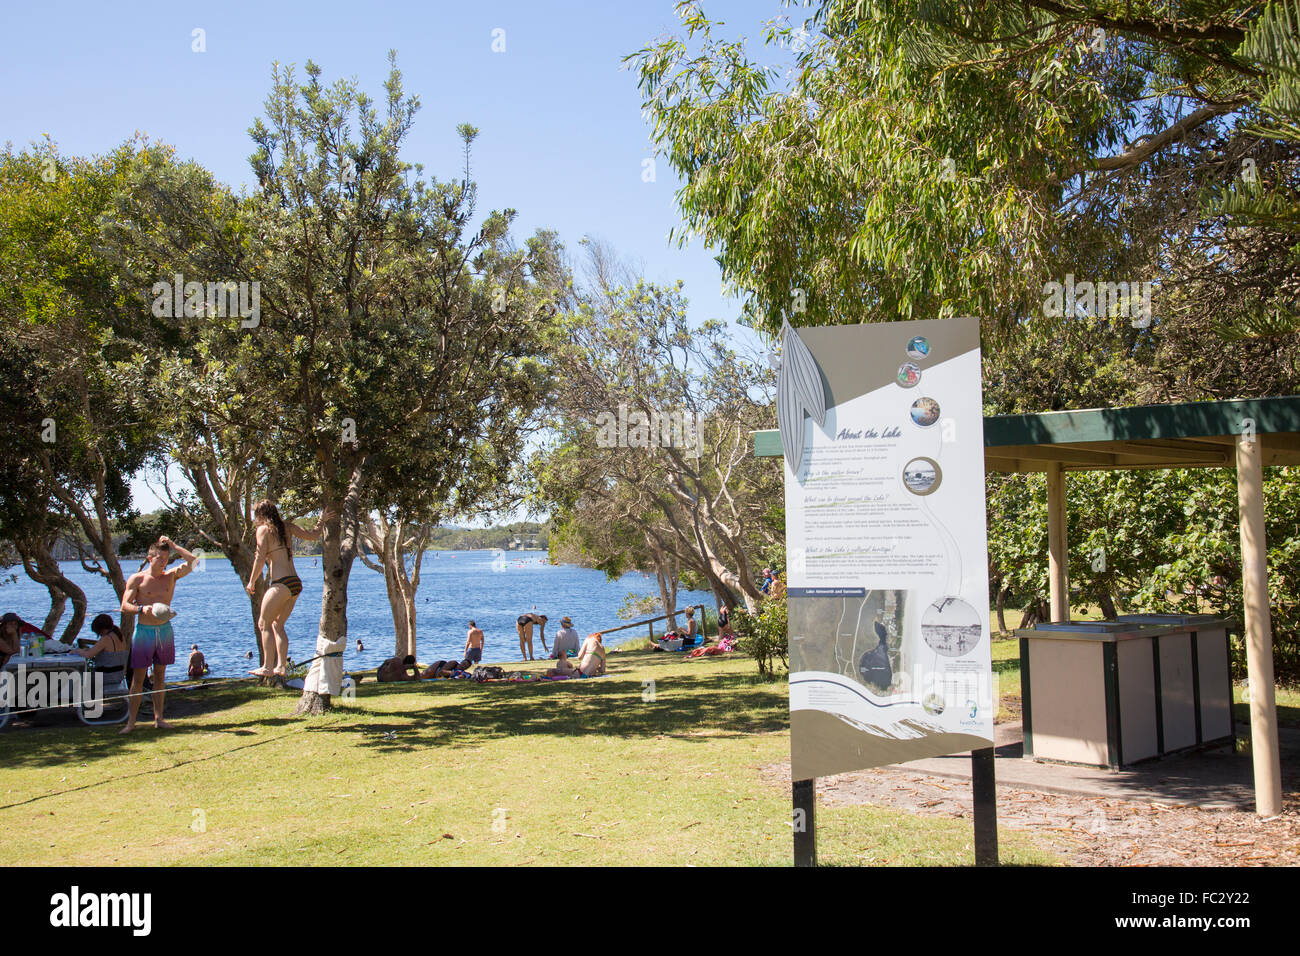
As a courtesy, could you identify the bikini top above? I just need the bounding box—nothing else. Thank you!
[262,529,293,559]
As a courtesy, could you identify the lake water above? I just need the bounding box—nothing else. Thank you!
[1,551,714,678]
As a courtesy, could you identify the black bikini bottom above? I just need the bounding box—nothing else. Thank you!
[273,574,303,597]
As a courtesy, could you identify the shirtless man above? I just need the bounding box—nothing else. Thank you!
[464,620,485,666]
[515,612,548,661]
[377,654,420,682]
[187,644,208,680]
[119,536,198,733]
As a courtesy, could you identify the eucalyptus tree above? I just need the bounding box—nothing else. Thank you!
[533,241,780,613]
[628,0,1300,387]
[632,2,1261,324]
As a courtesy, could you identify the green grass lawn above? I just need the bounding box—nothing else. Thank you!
[1234,684,1300,729]
[0,649,1057,866]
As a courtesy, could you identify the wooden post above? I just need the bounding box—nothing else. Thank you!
[1236,434,1283,817]
[971,747,999,865]
[1046,462,1069,622]
[793,778,816,866]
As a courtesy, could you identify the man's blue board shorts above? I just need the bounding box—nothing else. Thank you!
[131,622,176,670]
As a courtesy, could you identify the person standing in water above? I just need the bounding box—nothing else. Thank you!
[120,536,198,733]
[246,500,325,678]
[515,612,548,661]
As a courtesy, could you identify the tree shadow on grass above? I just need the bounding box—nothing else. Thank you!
[0,681,305,770]
[309,666,789,756]
[0,653,788,766]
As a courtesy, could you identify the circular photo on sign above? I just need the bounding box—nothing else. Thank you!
[922,692,946,715]
[910,397,940,427]
[897,361,921,388]
[906,336,930,360]
[902,456,941,495]
[921,597,983,657]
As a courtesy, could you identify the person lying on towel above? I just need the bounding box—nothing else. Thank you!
[377,654,420,682]
[688,634,738,658]
[420,657,471,679]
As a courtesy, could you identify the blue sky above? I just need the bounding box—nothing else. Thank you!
[1,0,787,512]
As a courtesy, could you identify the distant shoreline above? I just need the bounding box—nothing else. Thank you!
[113,546,553,561]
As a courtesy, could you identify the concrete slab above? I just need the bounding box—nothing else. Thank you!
[885,722,1300,810]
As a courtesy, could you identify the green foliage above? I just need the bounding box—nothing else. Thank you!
[629,1,1300,372]
[116,503,214,557]
[528,241,780,609]
[0,139,167,595]
[988,465,1300,681]
[732,592,788,679]
[618,593,662,621]
[98,55,566,654]
[423,522,548,552]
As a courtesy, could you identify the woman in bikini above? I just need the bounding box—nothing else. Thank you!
[246,499,325,677]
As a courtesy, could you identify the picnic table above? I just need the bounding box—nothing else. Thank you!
[0,652,129,728]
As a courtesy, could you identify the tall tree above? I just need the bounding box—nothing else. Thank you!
[114,57,559,711]
[533,241,781,613]
[0,141,164,637]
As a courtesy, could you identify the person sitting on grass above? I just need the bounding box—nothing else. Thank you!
[576,632,607,676]
[717,605,732,637]
[545,631,606,678]
[550,616,580,659]
[377,654,420,682]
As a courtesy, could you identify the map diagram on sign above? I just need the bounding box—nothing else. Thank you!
[789,590,908,696]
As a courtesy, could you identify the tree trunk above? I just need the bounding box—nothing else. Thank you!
[995,588,1007,634]
[295,472,361,716]
[223,544,265,661]
[400,569,418,658]
[648,541,678,630]
[361,517,412,658]
[20,535,88,642]
[1098,590,1118,620]
[40,582,66,639]
[398,527,429,658]
[384,557,410,658]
